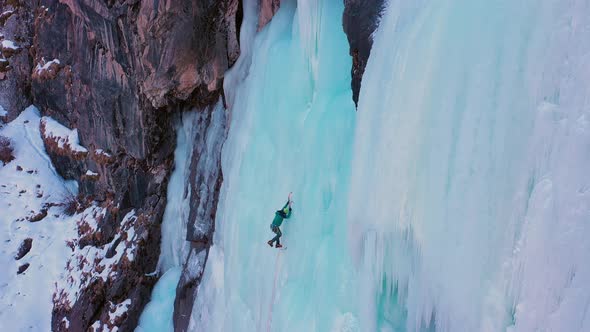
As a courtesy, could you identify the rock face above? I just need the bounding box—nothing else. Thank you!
[0,135,15,165]
[14,238,33,260]
[342,0,385,106]
[258,0,281,31]
[0,1,34,121]
[1,0,242,330]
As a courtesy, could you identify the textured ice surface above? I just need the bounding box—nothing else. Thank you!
[136,268,182,332]
[135,112,199,332]
[158,112,199,273]
[146,0,589,331]
[190,0,357,331]
[349,0,590,331]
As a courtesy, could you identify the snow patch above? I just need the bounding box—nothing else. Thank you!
[40,116,88,154]
[0,104,6,117]
[1,40,18,50]
[61,317,70,329]
[90,320,102,331]
[95,149,112,158]
[35,58,60,75]
[85,170,98,176]
[109,299,132,323]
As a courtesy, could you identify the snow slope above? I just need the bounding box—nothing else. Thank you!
[0,106,79,330]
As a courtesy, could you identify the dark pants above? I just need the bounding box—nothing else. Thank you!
[269,224,282,245]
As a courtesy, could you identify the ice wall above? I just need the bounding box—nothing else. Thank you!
[136,112,197,332]
[190,0,358,331]
[349,0,590,331]
[137,103,226,331]
[159,112,199,272]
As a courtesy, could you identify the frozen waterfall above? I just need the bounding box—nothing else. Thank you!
[140,0,590,331]
[349,0,590,331]
[190,0,358,331]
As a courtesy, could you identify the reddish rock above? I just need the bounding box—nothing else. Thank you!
[15,238,32,260]
[31,58,61,81]
[39,119,88,161]
[258,0,281,31]
[17,263,30,274]
[28,208,48,222]
[0,59,9,73]
[0,1,34,121]
[0,9,15,26]
[91,149,114,165]
[0,135,14,165]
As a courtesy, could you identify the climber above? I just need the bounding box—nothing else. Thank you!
[267,192,293,248]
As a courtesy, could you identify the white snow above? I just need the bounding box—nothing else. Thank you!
[94,148,112,158]
[61,317,70,329]
[0,105,6,117]
[55,210,139,307]
[41,116,88,153]
[90,320,102,331]
[85,170,98,176]
[1,40,18,51]
[109,299,132,322]
[35,59,60,75]
[0,106,80,330]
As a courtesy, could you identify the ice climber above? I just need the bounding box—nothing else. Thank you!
[267,193,293,248]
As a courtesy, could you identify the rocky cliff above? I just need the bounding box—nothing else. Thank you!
[0,1,34,120]
[1,0,241,330]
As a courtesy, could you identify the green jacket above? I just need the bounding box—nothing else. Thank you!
[271,201,292,227]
